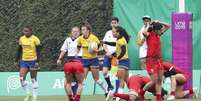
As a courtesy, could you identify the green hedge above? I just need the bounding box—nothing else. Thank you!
[0,0,113,71]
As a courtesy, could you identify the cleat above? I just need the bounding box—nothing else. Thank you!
[193,88,198,98]
[167,95,175,100]
[106,90,113,101]
[24,94,31,101]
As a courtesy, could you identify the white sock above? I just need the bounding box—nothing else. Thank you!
[118,87,123,93]
[96,79,108,93]
[20,77,30,95]
[32,79,38,99]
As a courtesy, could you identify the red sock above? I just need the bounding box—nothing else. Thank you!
[156,94,162,101]
[170,91,176,96]
[113,93,130,100]
[68,95,73,101]
[75,95,81,101]
[139,89,145,101]
[189,89,194,94]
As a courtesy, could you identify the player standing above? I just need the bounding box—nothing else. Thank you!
[76,23,108,96]
[16,26,41,101]
[102,17,119,91]
[142,21,170,101]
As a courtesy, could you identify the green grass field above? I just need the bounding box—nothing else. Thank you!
[0,95,200,101]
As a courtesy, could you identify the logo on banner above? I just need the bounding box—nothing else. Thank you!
[7,75,21,93]
[52,79,65,89]
[175,21,186,30]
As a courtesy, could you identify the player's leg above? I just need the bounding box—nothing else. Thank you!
[19,61,30,101]
[72,60,84,101]
[175,74,197,98]
[102,56,113,90]
[65,73,74,101]
[74,72,84,101]
[30,61,40,101]
[91,67,108,96]
[155,69,164,101]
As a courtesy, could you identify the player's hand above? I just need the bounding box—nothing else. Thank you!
[57,59,62,65]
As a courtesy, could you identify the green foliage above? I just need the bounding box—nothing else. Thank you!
[0,0,113,71]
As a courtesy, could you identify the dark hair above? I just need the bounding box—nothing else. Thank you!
[148,22,163,32]
[81,22,92,32]
[115,26,130,43]
[111,17,119,22]
[24,26,33,32]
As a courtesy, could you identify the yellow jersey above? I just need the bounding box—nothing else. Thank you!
[116,37,128,60]
[77,34,100,59]
[19,35,40,61]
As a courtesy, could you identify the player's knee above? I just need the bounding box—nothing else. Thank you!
[32,82,39,89]
[21,80,28,87]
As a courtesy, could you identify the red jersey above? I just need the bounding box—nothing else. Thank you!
[127,75,155,94]
[147,32,161,58]
[163,61,189,80]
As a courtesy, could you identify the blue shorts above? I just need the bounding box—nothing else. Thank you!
[81,58,99,68]
[118,59,130,70]
[103,56,112,68]
[20,60,39,70]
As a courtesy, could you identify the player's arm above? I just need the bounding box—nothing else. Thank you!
[16,45,22,62]
[57,39,68,63]
[158,21,170,36]
[36,44,42,62]
[170,75,176,92]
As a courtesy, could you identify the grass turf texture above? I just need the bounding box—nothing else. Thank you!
[0,95,200,101]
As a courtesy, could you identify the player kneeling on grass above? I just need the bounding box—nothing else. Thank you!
[162,61,198,100]
[106,74,168,101]
[64,59,84,101]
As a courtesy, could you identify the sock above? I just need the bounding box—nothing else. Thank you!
[156,94,162,101]
[104,74,113,89]
[20,77,30,95]
[170,91,176,96]
[96,79,108,93]
[189,89,194,94]
[118,87,123,93]
[71,82,78,96]
[113,93,129,100]
[68,95,73,101]
[139,89,145,100]
[115,79,120,93]
[75,95,80,101]
[32,79,38,99]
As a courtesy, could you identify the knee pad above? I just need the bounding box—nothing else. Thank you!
[32,82,39,89]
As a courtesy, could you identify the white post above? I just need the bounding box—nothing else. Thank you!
[179,0,185,12]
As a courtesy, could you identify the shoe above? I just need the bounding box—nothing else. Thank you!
[115,97,121,101]
[24,94,31,101]
[167,95,175,100]
[193,88,198,98]
[106,90,113,101]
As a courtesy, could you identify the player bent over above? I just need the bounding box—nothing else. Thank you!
[64,59,84,101]
[106,74,168,101]
[162,61,198,100]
